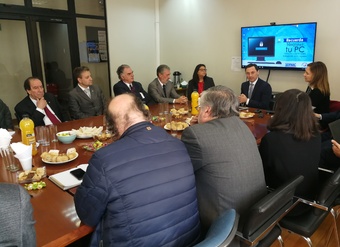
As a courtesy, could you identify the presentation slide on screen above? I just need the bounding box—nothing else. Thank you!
[241,23,316,69]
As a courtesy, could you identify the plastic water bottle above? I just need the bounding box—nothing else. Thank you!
[19,115,37,156]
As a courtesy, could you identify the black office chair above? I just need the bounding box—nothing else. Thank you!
[194,209,239,247]
[236,175,304,247]
[279,168,340,247]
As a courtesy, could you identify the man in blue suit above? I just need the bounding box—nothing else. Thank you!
[238,63,272,109]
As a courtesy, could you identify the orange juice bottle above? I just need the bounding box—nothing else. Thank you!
[19,115,37,156]
[191,91,199,116]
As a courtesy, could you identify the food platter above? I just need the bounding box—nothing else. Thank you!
[73,126,103,139]
[164,122,189,131]
[82,141,108,152]
[42,152,78,164]
[239,112,255,119]
[17,166,46,183]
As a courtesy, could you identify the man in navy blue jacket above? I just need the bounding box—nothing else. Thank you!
[238,64,272,110]
[74,93,200,247]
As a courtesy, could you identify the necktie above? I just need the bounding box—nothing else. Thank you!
[84,88,91,98]
[163,85,167,97]
[248,83,254,99]
[45,106,61,124]
[129,84,135,93]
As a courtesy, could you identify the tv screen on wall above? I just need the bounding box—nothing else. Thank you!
[241,22,317,70]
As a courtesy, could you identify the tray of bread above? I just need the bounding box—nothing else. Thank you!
[41,148,78,164]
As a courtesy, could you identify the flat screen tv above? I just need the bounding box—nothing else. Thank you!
[241,22,317,70]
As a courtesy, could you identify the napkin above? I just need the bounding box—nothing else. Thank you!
[0,128,12,149]
[10,142,32,160]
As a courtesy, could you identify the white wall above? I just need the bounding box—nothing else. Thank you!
[107,0,340,99]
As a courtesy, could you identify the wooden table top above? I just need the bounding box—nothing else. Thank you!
[0,105,270,246]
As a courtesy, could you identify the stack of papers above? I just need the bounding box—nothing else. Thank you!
[49,164,88,190]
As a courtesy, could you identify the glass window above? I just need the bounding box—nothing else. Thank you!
[0,19,31,123]
[75,0,104,16]
[32,0,67,10]
[0,0,24,5]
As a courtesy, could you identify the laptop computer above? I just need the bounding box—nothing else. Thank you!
[329,119,340,143]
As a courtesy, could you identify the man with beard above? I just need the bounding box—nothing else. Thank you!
[74,93,200,247]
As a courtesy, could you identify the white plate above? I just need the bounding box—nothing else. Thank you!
[42,152,79,165]
[76,134,93,139]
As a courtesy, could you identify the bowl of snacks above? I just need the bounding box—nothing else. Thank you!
[57,131,77,144]
[93,131,113,142]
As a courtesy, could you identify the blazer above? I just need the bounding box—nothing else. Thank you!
[15,92,69,127]
[306,87,330,114]
[0,98,13,129]
[148,78,180,104]
[68,84,107,120]
[181,116,267,232]
[113,80,152,104]
[321,111,340,124]
[187,76,215,101]
[0,183,36,247]
[241,78,272,109]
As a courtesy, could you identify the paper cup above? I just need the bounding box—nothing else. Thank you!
[19,157,33,171]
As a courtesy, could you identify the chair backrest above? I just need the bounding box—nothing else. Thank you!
[241,175,304,241]
[317,168,340,206]
[194,209,239,247]
[329,100,340,112]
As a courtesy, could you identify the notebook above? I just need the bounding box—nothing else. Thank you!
[49,164,88,190]
[329,119,340,143]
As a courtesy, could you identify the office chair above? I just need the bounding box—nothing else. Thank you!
[280,168,340,247]
[194,209,239,247]
[236,175,304,247]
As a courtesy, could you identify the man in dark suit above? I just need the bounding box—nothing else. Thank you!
[113,64,152,104]
[148,64,188,104]
[238,63,272,109]
[15,77,69,127]
[68,66,107,119]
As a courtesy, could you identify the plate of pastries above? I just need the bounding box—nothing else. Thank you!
[41,148,78,164]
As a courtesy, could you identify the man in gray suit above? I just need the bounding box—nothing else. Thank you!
[181,85,267,236]
[148,64,188,104]
[0,183,36,247]
[68,66,107,119]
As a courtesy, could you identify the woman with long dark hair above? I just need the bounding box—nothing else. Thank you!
[187,64,215,101]
[259,89,321,202]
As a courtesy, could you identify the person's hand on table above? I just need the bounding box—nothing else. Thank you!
[331,140,340,158]
[175,96,188,104]
[238,94,247,104]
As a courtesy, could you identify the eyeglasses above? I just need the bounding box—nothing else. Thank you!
[195,105,201,111]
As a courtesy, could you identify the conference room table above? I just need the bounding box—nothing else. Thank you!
[0,104,271,246]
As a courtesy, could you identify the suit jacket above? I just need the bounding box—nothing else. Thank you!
[321,111,340,124]
[113,80,152,104]
[0,99,13,129]
[0,183,36,247]
[68,84,107,120]
[15,92,69,127]
[187,76,215,101]
[181,116,267,232]
[148,78,180,103]
[241,78,272,109]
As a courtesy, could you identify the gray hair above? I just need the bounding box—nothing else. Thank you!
[156,64,170,76]
[200,85,239,118]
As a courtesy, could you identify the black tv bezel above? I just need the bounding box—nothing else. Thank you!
[241,22,317,71]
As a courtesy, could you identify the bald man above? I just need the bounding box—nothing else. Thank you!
[74,93,200,246]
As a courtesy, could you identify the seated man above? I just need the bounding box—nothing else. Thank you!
[68,66,107,119]
[148,64,188,104]
[0,98,14,130]
[74,94,200,246]
[238,63,272,109]
[181,85,267,235]
[15,77,69,127]
[0,183,36,247]
[113,64,152,104]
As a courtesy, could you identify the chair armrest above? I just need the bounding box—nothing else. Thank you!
[294,197,329,211]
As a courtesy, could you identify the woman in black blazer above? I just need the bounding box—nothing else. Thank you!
[187,64,215,101]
